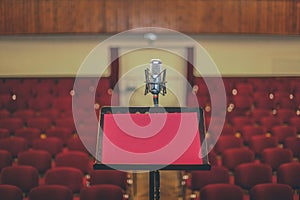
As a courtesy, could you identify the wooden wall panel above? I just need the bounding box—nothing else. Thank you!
[0,0,299,35]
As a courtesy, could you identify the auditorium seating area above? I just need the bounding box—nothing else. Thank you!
[0,76,299,200]
[185,76,300,200]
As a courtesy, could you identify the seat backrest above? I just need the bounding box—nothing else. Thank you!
[15,127,41,146]
[55,151,92,174]
[222,147,255,171]
[261,147,293,171]
[18,149,52,174]
[32,137,63,156]
[234,163,273,189]
[44,167,83,193]
[0,137,28,157]
[0,128,9,139]
[80,185,124,200]
[1,165,39,193]
[250,183,293,200]
[271,125,296,143]
[284,136,300,159]
[249,136,278,156]
[190,166,229,191]
[200,184,244,200]
[28,185,73,200]
[0,150,13,171]
[0,184,23,200]
[277,162,300,189]
[89,170,128,190]
[214,136,243,155]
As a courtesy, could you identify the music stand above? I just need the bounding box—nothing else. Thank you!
[93,106,211,200]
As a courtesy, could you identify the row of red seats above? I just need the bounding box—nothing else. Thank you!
[0,116,76,134]
[0,136,88,158]
[193,77,300,94]
[212,135,300,160]
[0,78,111,96]
[0,166,127,200]
[199,183,295,200]
[209,147,295,172]
[0,146,130,199]
[187,155,300,200]
[0,78,113,112]
[0,184,124,200]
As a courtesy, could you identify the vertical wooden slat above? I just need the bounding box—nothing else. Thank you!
[110,47,119,89]
[296,1,300,34]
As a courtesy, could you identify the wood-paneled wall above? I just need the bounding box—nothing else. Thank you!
[0,0,299,35]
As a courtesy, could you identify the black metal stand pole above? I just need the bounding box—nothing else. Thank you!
[149,94,161,200]
[149,171,155,200]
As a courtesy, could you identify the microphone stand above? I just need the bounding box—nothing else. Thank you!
[144,61,166,200]
[149,93,160,200]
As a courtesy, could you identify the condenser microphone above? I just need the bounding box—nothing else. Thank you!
[145,59,166,106]
[150,59,162,94]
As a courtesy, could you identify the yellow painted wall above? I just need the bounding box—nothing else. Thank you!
[0,35,299,77]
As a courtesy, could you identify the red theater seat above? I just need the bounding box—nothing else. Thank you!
[0,94,11,109]
[190,166,229,192]
[261,148,293,171]
[0,109,10,118]
[13,109,35,121]
[0,150,13,171]
[208,150,218,166]
[259,116,282,132]
[0,128,9,139]
[231,116,254,132]
[53,97,72,112]
[0,137,28,157]
[80,185,124,200]
[232,95,253,115]
[221,147,255,171]
[250,183,293,200]
[55,117,76,134]
[44,167,84,193]
[38,108,61,121]
[32,137,63,157]
[18,149,52,174]
[26,117,52,132]
[55,151,92,174]
[234,163,273,190]
[89,170,128,191]
[249,136,278,157]
[234,82,254,96]
[15,127,41,147]
[271,125,297,143]
[54,78,74,96]
[67,136,88,153]
[273,92,296,109]
[28,185,73,200]
[0,185,23,200]
[253,92,274,110]
[28,95,53,111]
[241,125,265,144]
[45,127,73,144]
[277,162,300,190]
[284,136,300,159]
[275,109,296,123]
[214,136,243,155]
[251,109,272,123]
[1,165,39,193]
[200,184,244,200]
[0,117,24,133]
[220,125,235,136]
[289,117,300,133]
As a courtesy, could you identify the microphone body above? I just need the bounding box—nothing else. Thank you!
[150,59,162,95]
[145,59,167,97]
